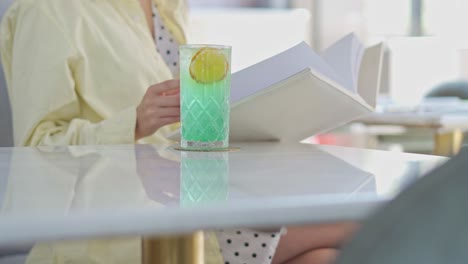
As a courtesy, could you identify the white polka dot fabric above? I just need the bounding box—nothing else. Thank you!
[217,228,284,264]
[152,5,180,77]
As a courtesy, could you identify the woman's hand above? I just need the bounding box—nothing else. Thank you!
[135,79,180,140]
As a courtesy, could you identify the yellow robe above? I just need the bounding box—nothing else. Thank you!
[0,0,187,147]
[0,0,222,262]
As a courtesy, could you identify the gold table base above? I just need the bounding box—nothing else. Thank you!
[142,232,204,264]
[434,129,464,156]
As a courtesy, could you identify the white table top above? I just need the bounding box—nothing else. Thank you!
[0,142,445,247]
[360,112,468,132]
[358,100,468,133]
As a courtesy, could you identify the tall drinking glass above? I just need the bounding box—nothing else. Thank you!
[180,45,232,150]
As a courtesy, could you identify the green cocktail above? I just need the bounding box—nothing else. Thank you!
[180,45,231,150]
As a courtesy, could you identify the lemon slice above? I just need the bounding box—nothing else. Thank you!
[189,47,229,84]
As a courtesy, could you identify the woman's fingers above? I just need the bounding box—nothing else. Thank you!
[157,107,180,117]
[149,79,180,95]
[163,88,180,96]
[135,80,181,141]
[155,94,180,107]
[158,116,180,126]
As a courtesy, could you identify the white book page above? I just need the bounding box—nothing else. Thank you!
[321,33,365,93]
[357,43,385,108]
[231,42,343,103]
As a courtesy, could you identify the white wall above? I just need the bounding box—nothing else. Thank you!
[460,50,468,79]
[314,0,367,50]
[188,8,310,72]
[387,37,460,104]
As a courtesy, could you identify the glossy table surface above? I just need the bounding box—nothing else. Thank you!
[0,142,445,247]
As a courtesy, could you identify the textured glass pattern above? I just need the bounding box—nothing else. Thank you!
[180,152,229,207]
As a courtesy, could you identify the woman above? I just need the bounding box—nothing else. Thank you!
[0,0,356,263]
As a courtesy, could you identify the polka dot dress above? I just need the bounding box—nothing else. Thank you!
[217,228,285,264]
[153,6,284,264]
[152,5,180,77]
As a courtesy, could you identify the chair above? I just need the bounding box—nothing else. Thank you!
[426,80,468,150]
[0,2,28,263]
[0,0,13,147]
[336,147,468,264]
[425,80,468,100]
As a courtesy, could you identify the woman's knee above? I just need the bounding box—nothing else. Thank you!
[285,248,339,264]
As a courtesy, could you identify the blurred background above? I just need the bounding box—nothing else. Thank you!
[188,0,468,103]
[2,0,468,154]
[187,0,468,155]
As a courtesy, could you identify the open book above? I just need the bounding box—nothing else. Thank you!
[169,33,385,142]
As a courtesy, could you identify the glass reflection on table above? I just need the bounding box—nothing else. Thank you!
[180,151,229,207]
[0,142,445,217]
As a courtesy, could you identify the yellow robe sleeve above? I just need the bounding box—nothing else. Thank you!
[0,3,136,146]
